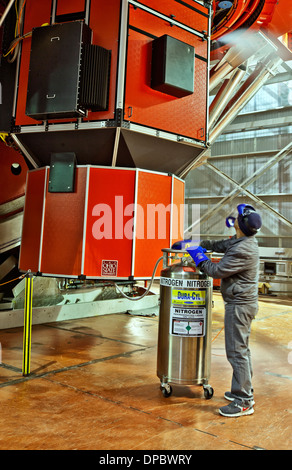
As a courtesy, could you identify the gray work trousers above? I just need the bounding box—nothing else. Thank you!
[224,302,257,406]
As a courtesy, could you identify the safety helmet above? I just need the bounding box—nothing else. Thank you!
[226,204,262,236]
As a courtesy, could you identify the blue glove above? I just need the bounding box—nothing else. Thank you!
[186,246,208,267]
[171,239,192,250]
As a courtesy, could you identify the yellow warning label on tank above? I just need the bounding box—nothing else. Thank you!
[172,289,206,306]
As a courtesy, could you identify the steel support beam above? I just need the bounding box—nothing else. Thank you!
[209,67,246,130]
[185,141,292,232]
[209,54,283,144]
[205,162,292,228]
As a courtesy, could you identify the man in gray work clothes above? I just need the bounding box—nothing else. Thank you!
[187,204,262,418]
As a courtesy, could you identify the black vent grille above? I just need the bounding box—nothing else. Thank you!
[79,44,111,112]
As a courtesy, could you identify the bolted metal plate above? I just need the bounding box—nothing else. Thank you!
[48,152,76,193]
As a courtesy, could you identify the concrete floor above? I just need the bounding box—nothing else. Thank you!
[0,292,291,451]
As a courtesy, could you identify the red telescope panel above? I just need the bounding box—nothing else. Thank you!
[19,167,185,280]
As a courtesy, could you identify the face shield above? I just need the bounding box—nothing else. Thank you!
[225,204,256,228]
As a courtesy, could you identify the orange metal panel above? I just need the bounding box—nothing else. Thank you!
[40,167,87,276]
[19,168,47,273]
[139,0,209,33]
[19,167,185,279]
[264,0,292,37]
[83,168,136,278]
[56,0,86,16]
[125,6,208,142]
[134,171,172,278]
[129,4,208,58]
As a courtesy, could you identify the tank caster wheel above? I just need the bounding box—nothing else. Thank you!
[160,383,172,398]
[203,384,214,400]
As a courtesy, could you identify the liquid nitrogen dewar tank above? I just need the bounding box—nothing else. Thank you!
[157,249,214,399]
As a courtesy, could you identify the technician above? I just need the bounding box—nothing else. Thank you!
[187,203,262,418]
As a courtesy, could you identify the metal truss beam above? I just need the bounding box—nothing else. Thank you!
[204,162,292,228]
[185,141,292,233]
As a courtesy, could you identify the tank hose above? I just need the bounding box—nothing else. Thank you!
[113,256,163,301]
[0,270,29,287]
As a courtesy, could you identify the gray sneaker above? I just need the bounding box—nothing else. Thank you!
[219,401,254,417]
[224,391,255,406]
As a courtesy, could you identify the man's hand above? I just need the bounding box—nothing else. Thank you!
[187,246,208,267]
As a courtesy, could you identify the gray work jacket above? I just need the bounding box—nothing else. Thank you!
[200,236,260,305]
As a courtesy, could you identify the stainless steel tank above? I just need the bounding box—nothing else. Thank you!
[157,249,214,399]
